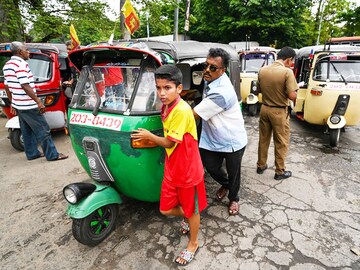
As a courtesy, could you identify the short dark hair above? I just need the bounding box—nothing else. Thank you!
[154,65,182,86]
[208,48,230,68]
[65,40,72,46]
[277,46,296,60]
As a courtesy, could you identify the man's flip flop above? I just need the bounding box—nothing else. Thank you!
[51,153,68,161]
[30,152,45,160]
[174,247,199,265]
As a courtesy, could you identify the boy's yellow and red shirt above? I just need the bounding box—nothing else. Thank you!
[161,97,204,188]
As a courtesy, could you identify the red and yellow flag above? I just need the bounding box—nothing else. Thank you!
[70,24,80,50]
[121,0,140,35]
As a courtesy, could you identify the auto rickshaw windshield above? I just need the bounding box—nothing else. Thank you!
[70,59,161,114]
[313,58,360,83]
[240,53,275,73]
[28,54,52,83]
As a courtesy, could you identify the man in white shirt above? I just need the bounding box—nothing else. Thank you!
[193,48,247,216]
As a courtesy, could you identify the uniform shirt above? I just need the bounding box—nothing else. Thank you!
[3,56,37,110]
[194,73,247,152]
[162,97,204,188]
[257,60,298,107]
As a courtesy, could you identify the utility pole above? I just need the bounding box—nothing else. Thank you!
[146,10,150,39]
[316,2,325,45]
[173,0,180,41]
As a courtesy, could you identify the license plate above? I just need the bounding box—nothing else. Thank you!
[0,90,8,98]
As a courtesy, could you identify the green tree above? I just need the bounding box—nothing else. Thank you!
[336,5,360,36]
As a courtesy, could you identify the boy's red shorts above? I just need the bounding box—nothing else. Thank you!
[159,179,208,218]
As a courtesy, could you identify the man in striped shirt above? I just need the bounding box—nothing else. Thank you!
[3,41,68,161]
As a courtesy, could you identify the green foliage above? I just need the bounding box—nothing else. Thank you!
[132,0,185,38]
[1,0,359,48]
[336,5,360,36]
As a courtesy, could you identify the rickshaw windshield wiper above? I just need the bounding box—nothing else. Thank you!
[330,62,347,85]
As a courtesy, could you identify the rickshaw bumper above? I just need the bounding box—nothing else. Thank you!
[63,182,122,219]
[327,115,346,129]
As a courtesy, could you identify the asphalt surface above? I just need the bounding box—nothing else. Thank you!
[0,111,359,270]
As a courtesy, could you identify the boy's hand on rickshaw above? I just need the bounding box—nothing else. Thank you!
[131,128,151,140]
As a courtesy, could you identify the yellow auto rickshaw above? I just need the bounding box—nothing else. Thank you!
[237,46,277,115]
[293,45,360,147]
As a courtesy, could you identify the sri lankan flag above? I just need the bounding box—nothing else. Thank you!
[70,24,80,50]
[121,0,140,35]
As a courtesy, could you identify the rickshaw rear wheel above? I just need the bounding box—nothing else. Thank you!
[72,204,118,246]
[248,104,257,116]
[329,128,340,147]
[9,129,24,151]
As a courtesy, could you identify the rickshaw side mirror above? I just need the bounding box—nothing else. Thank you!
[176,63,191,90]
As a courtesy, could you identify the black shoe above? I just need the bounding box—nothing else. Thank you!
[274,171,292,180]
[256,165,268,174]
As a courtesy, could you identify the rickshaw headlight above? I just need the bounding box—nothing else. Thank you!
[63,183,97,204]
[64,187,78,204]
[330,115,341,125]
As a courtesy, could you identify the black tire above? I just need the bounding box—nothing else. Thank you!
[9,129,24,151]
[72,204,118,246]
[329,128,340,147]
[248,104,257,116]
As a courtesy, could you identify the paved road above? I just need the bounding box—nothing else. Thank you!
[0,112,359,270]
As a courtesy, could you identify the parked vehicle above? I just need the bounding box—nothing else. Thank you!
[0,43,72,150]
[62,40,240,246]
[231,45,277,115]
[293,45,360,146]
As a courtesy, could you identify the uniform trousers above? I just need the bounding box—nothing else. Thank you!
[257,104,290,174]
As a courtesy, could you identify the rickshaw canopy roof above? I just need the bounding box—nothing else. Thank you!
[296,45,360,59]
[68,43,163,71]
[141,40,239,63]
[0,43,67,55]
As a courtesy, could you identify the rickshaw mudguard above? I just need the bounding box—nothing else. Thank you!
[5,116,20,129]
[66,183,122,219]
[246,93,259,105]
[327,115,346,129]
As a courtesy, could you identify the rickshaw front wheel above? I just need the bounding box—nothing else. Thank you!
[9,129,24,151]
[248,104,257,116]
[72,204,118,246]
[329,128,341,147]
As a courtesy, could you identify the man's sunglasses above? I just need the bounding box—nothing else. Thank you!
[201,62,224,72]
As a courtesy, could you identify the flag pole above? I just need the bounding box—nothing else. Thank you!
[120,0,130,39]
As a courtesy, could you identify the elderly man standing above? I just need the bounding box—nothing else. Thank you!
[193,48,247,216]
[256,46,298,180]
[3,41,68,161]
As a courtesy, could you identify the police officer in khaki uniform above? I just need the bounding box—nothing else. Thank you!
[256,47,298,180]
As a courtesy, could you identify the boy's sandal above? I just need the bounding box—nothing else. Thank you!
[180,219,190,235]
[174,247,199,265]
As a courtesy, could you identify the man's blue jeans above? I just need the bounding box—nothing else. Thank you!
[17,108,59,160]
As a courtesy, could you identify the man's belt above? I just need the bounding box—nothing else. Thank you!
[263,103,287,108]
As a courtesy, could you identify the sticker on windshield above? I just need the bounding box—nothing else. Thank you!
[69,111,123,131]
